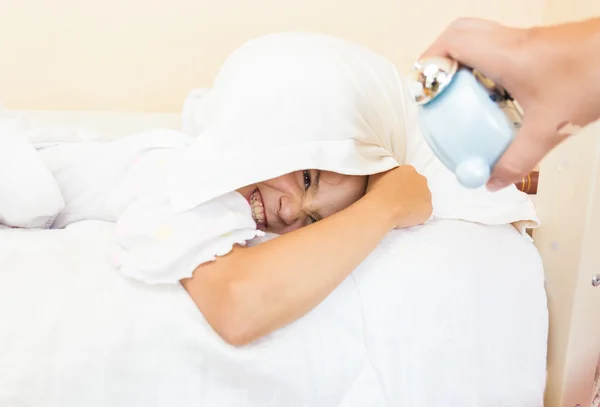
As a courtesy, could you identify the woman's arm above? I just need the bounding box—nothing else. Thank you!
[181,165,432,346]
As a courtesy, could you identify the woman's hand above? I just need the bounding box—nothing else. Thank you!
[420,17,600,191]
[366,165,432,229]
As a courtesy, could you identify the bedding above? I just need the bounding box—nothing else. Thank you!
[0,106,548,406]
[173,33,539,235]
[0,219,547,407]
[0,38,547,403]
[0,115,65,228]
[0,108,191,229]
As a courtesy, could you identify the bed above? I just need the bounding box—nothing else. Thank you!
[1,94,599,407]
[1,0,600,405]
[0,108,549,407]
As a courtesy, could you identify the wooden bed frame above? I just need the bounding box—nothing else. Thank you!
[515,171,540,195]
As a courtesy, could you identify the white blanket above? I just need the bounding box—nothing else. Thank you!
[0,220,548,407]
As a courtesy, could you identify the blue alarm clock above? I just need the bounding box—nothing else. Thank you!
[408,57,524,189]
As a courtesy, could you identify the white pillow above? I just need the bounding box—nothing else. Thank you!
[172,32,538,232]
[0,114,64,228]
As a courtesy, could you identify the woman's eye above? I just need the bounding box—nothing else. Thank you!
[303,170,311,190]
[303,170,317,223]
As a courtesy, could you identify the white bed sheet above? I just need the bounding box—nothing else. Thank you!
[0,219,547,407]
[0,110,548,407]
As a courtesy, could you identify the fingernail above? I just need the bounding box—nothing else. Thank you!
[486,179,507,192]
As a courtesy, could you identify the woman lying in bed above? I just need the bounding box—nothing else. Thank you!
[177,166,431,345]
[34,136,430,347]
[5,31,538,347]
[0,32,436,346]
[115,36,437,346]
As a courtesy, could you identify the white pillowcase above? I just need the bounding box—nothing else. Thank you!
[174,32,538,232]
[0,106,184,229]
[0,114,65,228]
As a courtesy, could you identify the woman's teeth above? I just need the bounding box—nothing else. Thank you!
[250,189,267,228]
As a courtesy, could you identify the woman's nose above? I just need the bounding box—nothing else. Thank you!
[279,195,304,226]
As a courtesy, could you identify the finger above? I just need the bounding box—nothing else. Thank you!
[420,18,496,59]
[486,114,559,191]
[419,18,511,84]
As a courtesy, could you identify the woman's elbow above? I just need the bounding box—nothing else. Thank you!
[213,320,258,347]
[186,279,262,347]
[207,307,257,347]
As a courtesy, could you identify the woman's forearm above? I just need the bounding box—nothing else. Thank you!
[181,193,396,346]
[535,17,600,118]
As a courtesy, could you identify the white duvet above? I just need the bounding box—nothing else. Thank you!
[0,219,548,407]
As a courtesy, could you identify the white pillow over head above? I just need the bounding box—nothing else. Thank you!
[169,32,406,211]
[170,32,538,231]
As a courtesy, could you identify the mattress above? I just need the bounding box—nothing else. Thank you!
[0,110,549,407]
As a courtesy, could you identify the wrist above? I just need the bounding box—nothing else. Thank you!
[359,192,401,231]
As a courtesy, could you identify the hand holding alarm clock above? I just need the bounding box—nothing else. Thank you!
[411,17,600,191]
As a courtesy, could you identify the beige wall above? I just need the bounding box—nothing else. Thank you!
[0,0,543,112]
[544,0,600,23]
[536,1,600,407]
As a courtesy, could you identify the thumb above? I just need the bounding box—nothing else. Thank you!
[486,113,558,191]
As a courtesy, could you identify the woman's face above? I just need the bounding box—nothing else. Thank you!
[237,170,367,234]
